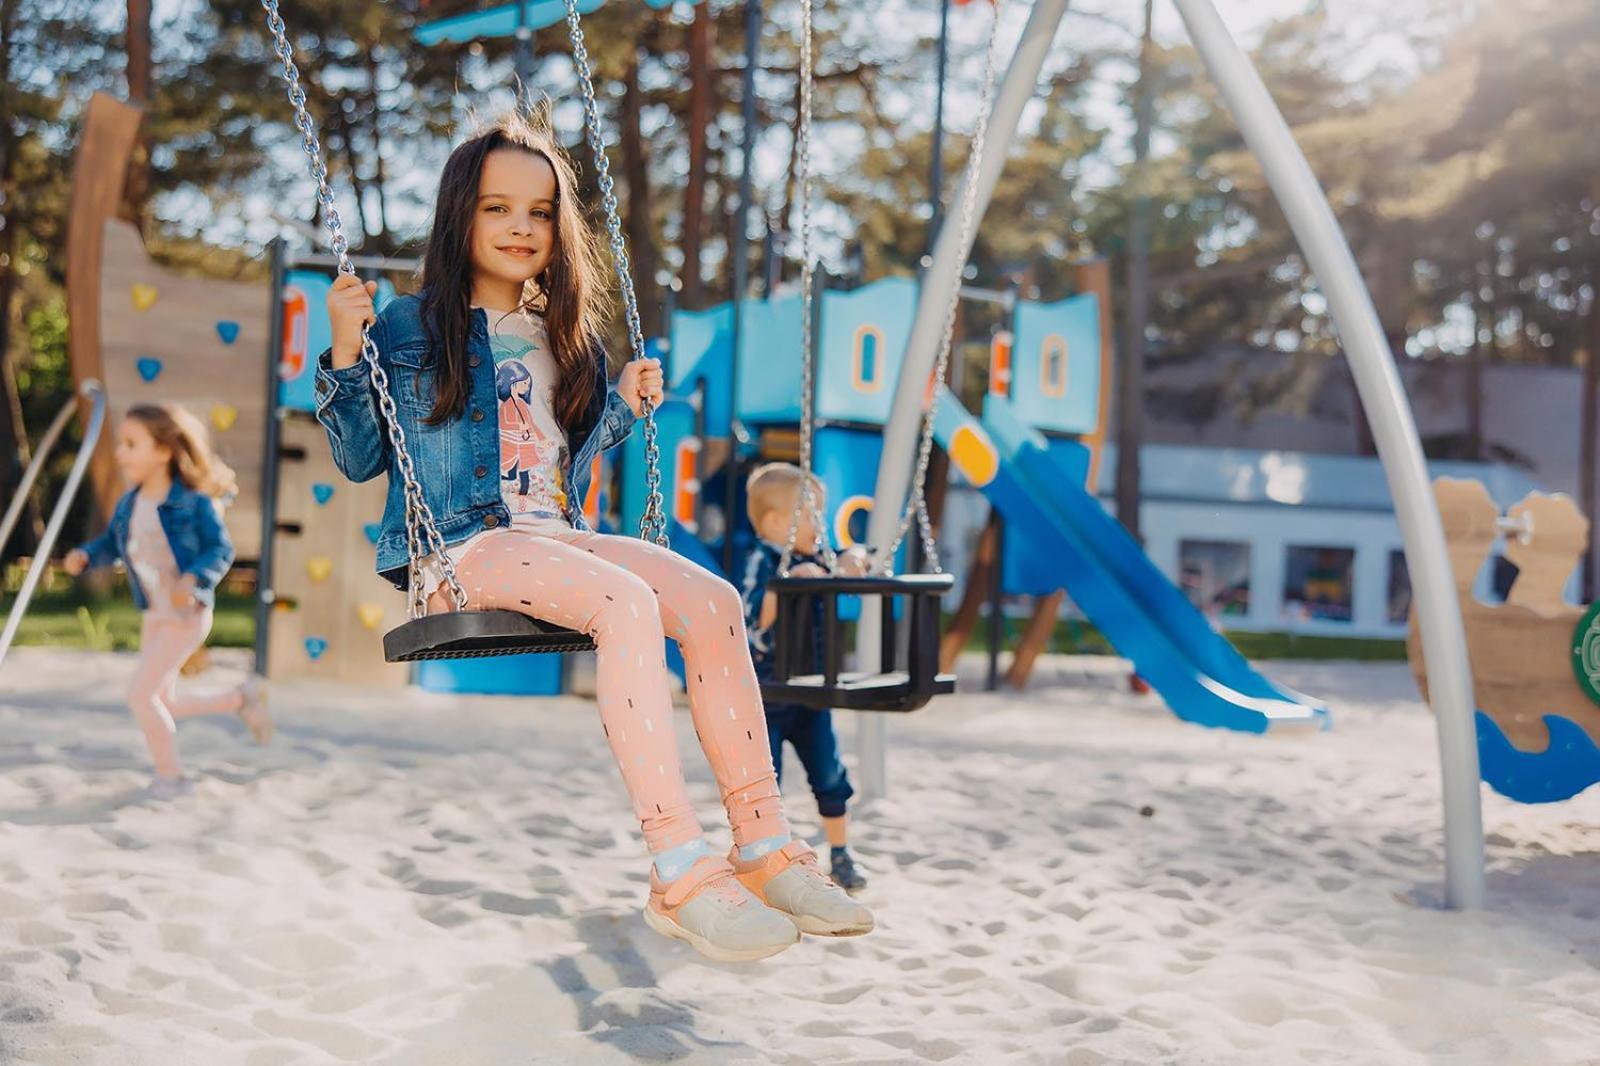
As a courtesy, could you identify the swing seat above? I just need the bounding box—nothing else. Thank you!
[761,573,956,713]
[383,609,596,662]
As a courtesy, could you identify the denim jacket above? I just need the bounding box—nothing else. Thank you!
[76,482,235,610]
[313,293,637,587]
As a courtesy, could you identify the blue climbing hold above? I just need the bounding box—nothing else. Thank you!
[363,522,381,545]
[304,636,329,661]
[136,357,162,383]
[312,483,335,506]
[216,320,241,345]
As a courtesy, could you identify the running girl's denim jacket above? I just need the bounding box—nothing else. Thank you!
[312,293,637,588]
[76,483,235,610]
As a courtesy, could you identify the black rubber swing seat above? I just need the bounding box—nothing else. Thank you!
[383,609,596,662]
[760,572,956,714]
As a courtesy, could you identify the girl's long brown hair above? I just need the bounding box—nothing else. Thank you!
[125,404,238,500]
[419,109,609,430]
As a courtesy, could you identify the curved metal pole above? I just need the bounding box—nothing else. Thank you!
[0,380,109,671]
[1173,0,1484,909]
[0,391,82,562]
[856,0,1074,800]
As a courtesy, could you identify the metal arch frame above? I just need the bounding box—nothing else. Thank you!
[0,380,109,669]
[858,0,1485,909]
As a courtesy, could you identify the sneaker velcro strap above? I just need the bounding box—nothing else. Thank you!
[776,840,817,866]
[662,856,738,910]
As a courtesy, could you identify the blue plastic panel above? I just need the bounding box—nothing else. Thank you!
[620,397,697,538]
[668,303,734,437]
[279,270,396,413]
[815,277,919,426]
[416,652,564,695]
[735,295,806,424]
[1001,293,1101,435]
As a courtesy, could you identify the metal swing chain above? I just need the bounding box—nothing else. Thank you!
[780,0,840,579]
[563,0,669,547]
[878,0,1003,576]
[260,0,468,620]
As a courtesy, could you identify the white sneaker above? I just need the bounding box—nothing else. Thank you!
[729,841,875,937]
[145,775,194,800]
[237,676,274,744]
[643,856,800,963]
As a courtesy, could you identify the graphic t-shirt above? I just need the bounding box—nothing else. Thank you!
[125,493,188,617]
[487,309,569,523]
[420,308,571,603]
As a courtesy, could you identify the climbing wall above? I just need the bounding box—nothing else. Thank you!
[98,219,268,557]
[266,415,407,687]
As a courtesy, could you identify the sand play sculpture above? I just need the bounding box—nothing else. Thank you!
[1408,478,1600,802]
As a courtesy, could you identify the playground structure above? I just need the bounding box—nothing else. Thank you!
[62,93,408,688]
[15,0,1513,908]
[652,246,1328,735]
[1409,479,1600,803]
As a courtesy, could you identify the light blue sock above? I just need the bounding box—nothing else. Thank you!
[738,832,792,863]
[653,837,711,882]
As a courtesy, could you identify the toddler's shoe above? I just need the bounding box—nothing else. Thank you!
[830,846,868,895]
[729,840,874,936]
[643,856,800,963]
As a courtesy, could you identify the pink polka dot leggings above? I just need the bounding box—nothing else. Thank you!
[433,527,789,856]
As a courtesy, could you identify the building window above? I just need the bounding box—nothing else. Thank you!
[1180,540,1252,619]
[853,326,884,392]
[1283,545,1355,624]
[1386,550,1411,624]
[1039,334,1067,397]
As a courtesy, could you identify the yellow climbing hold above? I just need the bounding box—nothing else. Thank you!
[306,556,333,583]
[210,404,238,432]
[356,603,384,630]
[131,283,159,311]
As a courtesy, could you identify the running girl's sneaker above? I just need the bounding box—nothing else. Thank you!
[238,676,274,744]
[643,856,800,963]
[144,775,194,801]
[728,841,875,937]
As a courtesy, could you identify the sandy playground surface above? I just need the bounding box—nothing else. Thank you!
[1,647,1599,1065]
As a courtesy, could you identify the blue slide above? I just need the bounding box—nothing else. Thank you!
[934,388,1329,734]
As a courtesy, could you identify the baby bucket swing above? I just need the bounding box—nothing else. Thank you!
[756,0,1000,713]
[258,0,667,662]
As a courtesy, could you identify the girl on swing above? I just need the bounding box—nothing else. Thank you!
[318,112,873,963]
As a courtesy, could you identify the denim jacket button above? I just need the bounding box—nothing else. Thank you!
[471,409,485,422]
[483,514,500,529]
[469,357,481,368]
[475,465,487,478]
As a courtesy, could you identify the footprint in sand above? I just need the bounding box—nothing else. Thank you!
[17,921,72,946]
[479,891,564,918]
[62,891,141,918]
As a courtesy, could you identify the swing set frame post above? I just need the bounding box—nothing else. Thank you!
[856,0,1073,800]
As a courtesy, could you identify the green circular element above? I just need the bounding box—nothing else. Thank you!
[1571,601,1600,708]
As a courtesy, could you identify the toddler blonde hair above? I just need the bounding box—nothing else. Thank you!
[745,462,824,527]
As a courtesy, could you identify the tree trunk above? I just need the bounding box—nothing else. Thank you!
[779,73,803,254]
[0,0,43,550]
[366,47,391,251]
[620,47,660,335]
[1116,0,1155,544]
[123,0,152,226]
[1467,259,1493,462]
[1581,284,1600,602]
[681,1,712,306]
